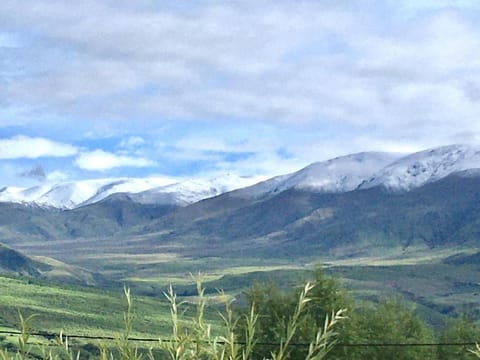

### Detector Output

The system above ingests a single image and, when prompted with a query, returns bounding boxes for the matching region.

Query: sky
[2,0,480,187]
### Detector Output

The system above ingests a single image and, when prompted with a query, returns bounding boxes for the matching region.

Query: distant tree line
[236,268,480,360]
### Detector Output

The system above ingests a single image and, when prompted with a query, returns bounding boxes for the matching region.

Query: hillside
[1,144,480,267]
[131,169,480,259]
[0,243,105,286]
[0,174,263,209]
[1,169,478,271]
[0,244,46,277]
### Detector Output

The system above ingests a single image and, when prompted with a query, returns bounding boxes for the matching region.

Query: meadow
[3,249,480,336]
[0,276,173,338]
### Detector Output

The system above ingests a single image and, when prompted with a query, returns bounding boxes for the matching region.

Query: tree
[236,268,351,359]
[351,300,436,360]
[236,269,438,360]
[439,315,480,360]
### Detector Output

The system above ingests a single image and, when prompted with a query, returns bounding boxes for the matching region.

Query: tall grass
[0,279,346,359]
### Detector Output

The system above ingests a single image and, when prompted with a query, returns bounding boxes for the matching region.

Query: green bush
[236,268,351,359]
[2,270,479,359]
[350,300,436,360]
[439,315,480,360]
[0,279,346,360]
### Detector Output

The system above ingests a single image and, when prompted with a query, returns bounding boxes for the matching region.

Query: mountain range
[3,144,480,209]
[2,143,480,265]
[0,174,265,209]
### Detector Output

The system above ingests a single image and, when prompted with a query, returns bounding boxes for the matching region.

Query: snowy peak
[0,185,52,205]
[3,144,480,209]
[234,152,400,198]
[0,174,264,209]
[131,174,267,206]
[79,177,176,206]
[234,145,480,199]
[360,144,480,191]
[280,152,400,192]
[0,178,176,209]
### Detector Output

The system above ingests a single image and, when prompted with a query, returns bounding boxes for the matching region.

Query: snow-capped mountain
[2,144,480,209]
[234,145,480,198]
[360,144,480,191]
[0,174,265,209]
[233,152,401,198]
[77,177,177,207]
[129,174,268,206]
[0,177,175,209]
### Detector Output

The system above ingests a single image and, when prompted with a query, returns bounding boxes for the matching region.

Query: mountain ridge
[1,163,480,266]
[0,174,264,209]
[1,143,480,211]
[136,168,480,259]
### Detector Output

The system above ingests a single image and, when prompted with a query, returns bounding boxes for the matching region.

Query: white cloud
[1,1,480,179]
[75,149,156,171]
[0,136,77,159]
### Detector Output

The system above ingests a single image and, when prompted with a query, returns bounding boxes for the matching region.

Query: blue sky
[2,0,480,187]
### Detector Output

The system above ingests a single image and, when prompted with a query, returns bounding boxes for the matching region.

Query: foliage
[237,268,453,360]
[439,315,480,360]
[469,343,480,359]
[0,311,37,360]
[349,299,436,360]
[237,268,351,359]
[158,276,346,360]
[2,269,480,359]
[0,277,346,359]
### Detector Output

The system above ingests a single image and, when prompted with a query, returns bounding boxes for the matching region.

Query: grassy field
[83,248,480,331]
[0,275,177,338]
[0,275,236,357]
[2,243,480,346]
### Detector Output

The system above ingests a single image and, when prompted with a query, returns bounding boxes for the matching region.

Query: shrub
[0,278,346,360]
[439,315,480,360]
[236,268,351,359]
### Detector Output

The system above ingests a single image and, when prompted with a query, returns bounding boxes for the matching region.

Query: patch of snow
[234,152,400,198]
[131,174,267,205]
[360,144,480,191]
[3,144,480,208]
[0,174,265,209]
[0,177,177,209]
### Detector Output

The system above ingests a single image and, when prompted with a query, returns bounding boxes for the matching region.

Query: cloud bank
[75,149,156,171]
[0,136,77,159]
[1,1,480,185]
[1,1,479,137]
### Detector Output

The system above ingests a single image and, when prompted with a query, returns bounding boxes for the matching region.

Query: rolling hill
[0,243,104,286]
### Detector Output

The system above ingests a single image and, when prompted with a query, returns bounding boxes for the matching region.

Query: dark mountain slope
[0,202,67,243]
[0,195,178,244]
[0,243,109,286]
[137,171,480,258]
[0,243,46,276]
[2,170,480,262]
[63,193,178,237]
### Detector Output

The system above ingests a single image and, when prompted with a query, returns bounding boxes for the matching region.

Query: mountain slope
[130,174,265,205]
[360,144,480,191]
[137,169,480,259]
[0,243,44,277]
[2,144,480,264]
[0,194,177,243]
[0,174,263,209]
[233,152,400,199]
[0,244,104,285]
